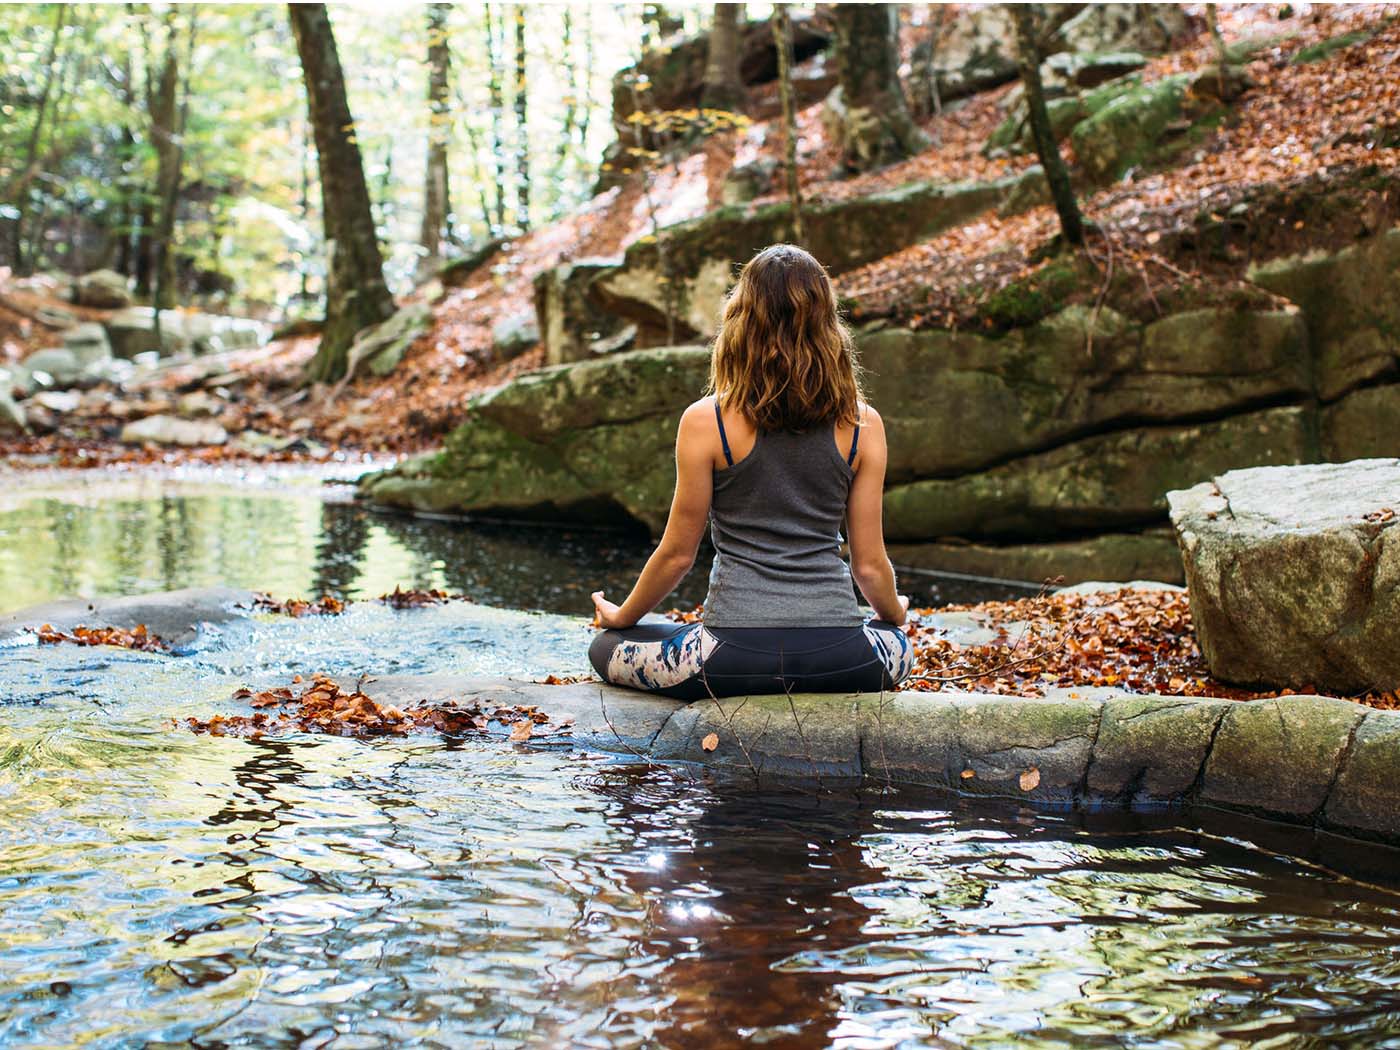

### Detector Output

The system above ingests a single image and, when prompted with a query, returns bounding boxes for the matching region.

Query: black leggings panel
[588,621,912,702]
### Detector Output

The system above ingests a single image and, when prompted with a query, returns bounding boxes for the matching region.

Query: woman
[589,244,912,701]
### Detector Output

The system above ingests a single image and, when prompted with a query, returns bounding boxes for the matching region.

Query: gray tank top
[703,407,864,628]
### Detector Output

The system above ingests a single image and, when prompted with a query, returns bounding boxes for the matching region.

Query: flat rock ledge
[0,586,259,649]
[355,677,1400,847]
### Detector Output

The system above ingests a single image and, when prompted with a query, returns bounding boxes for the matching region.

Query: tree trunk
[148,10,196,319]
[289,2,396,384]
[578,6,594,153]
[420,1,453,263]
[1204,3,1229,94]
[512,5,529,231]
[700,4,746,114]
[485,6,507,233]
[828,4,929,173]
[771,3,804,243]
[1011,5,1084,246]
[556,8,576,185]
[8,4,69,274]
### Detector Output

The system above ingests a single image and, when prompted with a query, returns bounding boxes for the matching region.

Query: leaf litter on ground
[183,673,572,741]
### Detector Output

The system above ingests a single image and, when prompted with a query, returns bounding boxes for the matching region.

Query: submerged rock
[1169,460,1400,694]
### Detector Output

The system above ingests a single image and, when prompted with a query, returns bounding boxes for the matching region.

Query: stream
[3,466,1400,1049]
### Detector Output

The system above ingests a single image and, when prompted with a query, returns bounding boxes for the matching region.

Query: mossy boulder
[1070,72,1193,182]
[360,346,711,531]
[986,72,1146,157]
[1291,28,1375,65]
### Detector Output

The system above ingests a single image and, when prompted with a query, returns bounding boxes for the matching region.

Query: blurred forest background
[0,2,702,311]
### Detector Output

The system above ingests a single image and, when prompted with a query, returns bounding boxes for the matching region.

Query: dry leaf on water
[508,720,534,742]
[1019,767,1041,792]
[960,768,976,780]
[701,732,719,752]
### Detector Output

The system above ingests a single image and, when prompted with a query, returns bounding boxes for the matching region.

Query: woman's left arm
[591,402,714,629]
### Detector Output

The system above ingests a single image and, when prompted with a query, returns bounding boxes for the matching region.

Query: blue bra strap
[715,399,734,467]
[847,420,861,466]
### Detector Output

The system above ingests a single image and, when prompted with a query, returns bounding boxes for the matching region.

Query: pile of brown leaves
[183,673,573,740]
[378,586,459,609]
[907,588,1400,710]
[34,622,169,652]
[249,593,349,617]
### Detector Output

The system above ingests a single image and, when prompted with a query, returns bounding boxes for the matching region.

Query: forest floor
[2,1,1397,471]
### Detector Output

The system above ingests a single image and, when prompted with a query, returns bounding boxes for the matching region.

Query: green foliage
[980,261,1083,329]
[1291,29,1374,64]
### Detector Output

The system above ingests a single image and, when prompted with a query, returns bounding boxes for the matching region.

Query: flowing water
[4,468,1400,1049]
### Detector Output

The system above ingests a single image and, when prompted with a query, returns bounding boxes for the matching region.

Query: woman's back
[705,406,863,628]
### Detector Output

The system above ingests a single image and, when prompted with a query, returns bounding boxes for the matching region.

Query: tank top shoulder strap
[846,409,862,466]
[714,398,734,468]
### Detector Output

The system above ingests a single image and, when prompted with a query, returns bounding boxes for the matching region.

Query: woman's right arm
[846,406,909,625]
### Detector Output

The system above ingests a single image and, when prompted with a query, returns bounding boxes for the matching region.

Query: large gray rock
[533,258,631,365]
[120,414,229,448]
[1058,4,1189,55]
[343,302,433,380]
[1169,460,1400,693]
[62,322,113,367]
[22,347,83,388]
[70,268,132,309]
[105,307,267,359]
[909,4,1181,109]
[489,311,540,361]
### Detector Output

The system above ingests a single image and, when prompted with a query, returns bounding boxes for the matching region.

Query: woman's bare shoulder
[679,397,718,428]
[858,401,884,427]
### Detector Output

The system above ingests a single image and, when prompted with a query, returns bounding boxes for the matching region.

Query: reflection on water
[3,606,1400,1049]
[0,468,1035,615]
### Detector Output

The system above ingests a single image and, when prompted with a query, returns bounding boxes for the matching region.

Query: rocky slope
[363,221,1400,585]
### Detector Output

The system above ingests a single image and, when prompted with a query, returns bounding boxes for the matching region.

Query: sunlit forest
[0,3,713,308]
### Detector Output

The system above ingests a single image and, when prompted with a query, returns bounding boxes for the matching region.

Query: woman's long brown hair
[708,244,863,431]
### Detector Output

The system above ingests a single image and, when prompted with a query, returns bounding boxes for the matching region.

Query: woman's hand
[591,591,632,630]
[893,594,910,626]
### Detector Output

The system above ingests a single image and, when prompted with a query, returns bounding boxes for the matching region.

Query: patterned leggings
[588,620,914,701]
